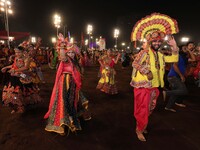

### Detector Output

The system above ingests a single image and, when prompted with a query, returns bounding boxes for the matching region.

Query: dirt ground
[0,63,200,150]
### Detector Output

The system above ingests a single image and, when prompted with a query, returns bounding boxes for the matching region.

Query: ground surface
[0,63,200,150]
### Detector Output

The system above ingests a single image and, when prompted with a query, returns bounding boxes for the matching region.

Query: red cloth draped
[110,59,115,67]
[134,88,159,131]
[44,61,81,119]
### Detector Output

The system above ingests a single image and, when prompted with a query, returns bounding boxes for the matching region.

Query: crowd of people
[0,39,44,113]
[0,13,200,142]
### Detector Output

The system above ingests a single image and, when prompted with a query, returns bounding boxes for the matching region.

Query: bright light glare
[51,37,56,43]
[87,25,93,34]
[181,37,189,42]
[114,29,119,38]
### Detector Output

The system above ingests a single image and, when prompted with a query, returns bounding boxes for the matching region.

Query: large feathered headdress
[131,12,179,42]
[56,33,80,54]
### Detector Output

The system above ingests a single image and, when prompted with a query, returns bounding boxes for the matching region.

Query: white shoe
[175,103,186,107]
[165,107,176,112]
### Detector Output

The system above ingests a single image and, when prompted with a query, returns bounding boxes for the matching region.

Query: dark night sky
[1,0,200,47]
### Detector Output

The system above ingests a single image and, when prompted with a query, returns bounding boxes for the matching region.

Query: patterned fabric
[29,57,41,84]
[97,55,118,94]
[130,48,179,88]
[44,61,89,134]
[2,56,41,112]
[2,76,23,107]
[96,68,117,94]
[131,12,179,42]
[2,75,41,109]
[45,74,82,134]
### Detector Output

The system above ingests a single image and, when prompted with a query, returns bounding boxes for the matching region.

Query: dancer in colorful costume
[130,13,179,141]
[96,49,121,94]
[1,46,41,113]
[44,34,91,135]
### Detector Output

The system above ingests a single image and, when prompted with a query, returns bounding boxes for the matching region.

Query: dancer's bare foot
[11,110,15,114]
[136,130,146,141]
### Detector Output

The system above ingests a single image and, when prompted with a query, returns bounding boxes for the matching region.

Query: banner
[98,38,106,50]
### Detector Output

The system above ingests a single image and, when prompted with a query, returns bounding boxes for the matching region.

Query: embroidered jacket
[130,48,179,88]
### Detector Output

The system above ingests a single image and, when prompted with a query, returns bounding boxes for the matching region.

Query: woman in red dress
[44,34,90,135]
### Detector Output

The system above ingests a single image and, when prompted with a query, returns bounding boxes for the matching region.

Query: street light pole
[115,37,118,48]
[63,25,67,37]
[114,29,119,49]
[54,14,61,36]
[87,24,93,49]
[88,34,90,48]
[0,0,13,49]
[5,5,9,48]
[56,27,59,36]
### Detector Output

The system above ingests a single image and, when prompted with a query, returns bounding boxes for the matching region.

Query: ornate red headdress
[131,12,179,42]
[56,33,80,54]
